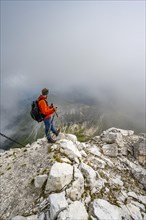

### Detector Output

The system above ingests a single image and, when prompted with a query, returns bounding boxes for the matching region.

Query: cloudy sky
[0,0,145,132]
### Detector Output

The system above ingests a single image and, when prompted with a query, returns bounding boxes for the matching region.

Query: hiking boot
[56,129,60,137]
[48,137,56,143]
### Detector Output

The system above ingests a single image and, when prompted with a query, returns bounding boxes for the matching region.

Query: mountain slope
[0,128,146,220]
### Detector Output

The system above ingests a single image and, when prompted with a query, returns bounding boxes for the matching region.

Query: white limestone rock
[105,127,134,136]
[138,195,146,205]
[91,178,106,194]
[38,211,45,220]
[131,201,145,212]
[66,166,84,201]
[49,192,68,220]
[34,174,48,188]
[59,139,82,160]
[89,199,127,220]
[102,144,118,157]
[133,137,146,167]
[125,203,142,220]
[101,131,124,147]
[101,156,114,167]
[60,157,72,164]
[109,177,124,188]
[80,150,87,157]
[12,217,26,220]
[26,216,38,220]
[31,142,41,150]
[86,144,101,157]
[90,157,106,169]
[65,134,77,143]
[79,162,97,188]
[45,162,73,193]
[121,157,146,189]
[128,191,138,200]
[57,201,88,220]
[77,142,86,151]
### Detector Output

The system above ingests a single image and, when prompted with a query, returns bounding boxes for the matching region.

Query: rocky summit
[0,128,146,220]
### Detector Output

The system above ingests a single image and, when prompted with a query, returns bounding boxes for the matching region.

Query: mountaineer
[38,88,60,143]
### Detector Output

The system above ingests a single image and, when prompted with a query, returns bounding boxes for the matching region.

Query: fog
[1,1,145,139]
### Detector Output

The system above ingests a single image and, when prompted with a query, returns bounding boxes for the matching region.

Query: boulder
[57,201,88,220]
[121,157,146,189]
[49,192,68,220]
[66,166,84,200]
[131,201,145,212]
[59,139,82,160]
[138,195,146,205]
[65,134,77,143]
[125,203,142,220]
[127,192,138,200]
[79,162,96,188]
[34,174,48,188]
[102,144,118,157]
[109,177,124,188]
[89,199,127,220]
[133,137,146,167]
[91,178,106,194]
[85,144,101,157]
[105,127,134,136]
[45,162,73,193]
[90,157,106,169]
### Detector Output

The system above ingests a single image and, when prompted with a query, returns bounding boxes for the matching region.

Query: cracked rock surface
[0,128,146,220]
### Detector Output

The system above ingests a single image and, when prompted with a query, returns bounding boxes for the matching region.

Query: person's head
[42,88,49,98]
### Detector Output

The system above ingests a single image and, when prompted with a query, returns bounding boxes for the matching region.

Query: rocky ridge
[0,128,146,220]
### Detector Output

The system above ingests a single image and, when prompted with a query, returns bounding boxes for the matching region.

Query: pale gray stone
[133,137,146,166]
[26,215,38,220]
[89,199,127,220]
[59,139,82,160]
[57,201,88,220]
[121,157,146,189]
[12,217,26,220]
[105,127,134,136]
[66,166,84,201]
[65,134,77,143]
[128,192,138,200]
[80,150,87,157]
[126,203,142,220]
[38,212,45,220]
[102,144,118,157]
[86,144,101,157]
[109,177,123,188]
[138,195,146,205]
[34,174,48,188]
[60,157,72,164]
[131,201,145,212]
[49,192,68,220]
[79,162,96,188]
[77,142,86,150]
[91,157,106,169]
[45,162,73,193]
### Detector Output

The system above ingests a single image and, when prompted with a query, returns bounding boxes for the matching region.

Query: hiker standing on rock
[38,88,60,143]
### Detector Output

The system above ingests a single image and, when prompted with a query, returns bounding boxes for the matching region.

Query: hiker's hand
[54,107,58,111]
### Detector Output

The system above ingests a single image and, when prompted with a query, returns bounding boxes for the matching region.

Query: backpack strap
[38,97,48,106]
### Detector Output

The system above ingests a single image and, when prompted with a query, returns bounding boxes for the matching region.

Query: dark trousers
[44,117,57,140]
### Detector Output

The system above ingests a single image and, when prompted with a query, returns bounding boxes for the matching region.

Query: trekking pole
[51,104,62,125]
[0,132,25,148]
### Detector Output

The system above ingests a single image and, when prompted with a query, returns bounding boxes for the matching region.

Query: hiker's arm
[39,100,55,115]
